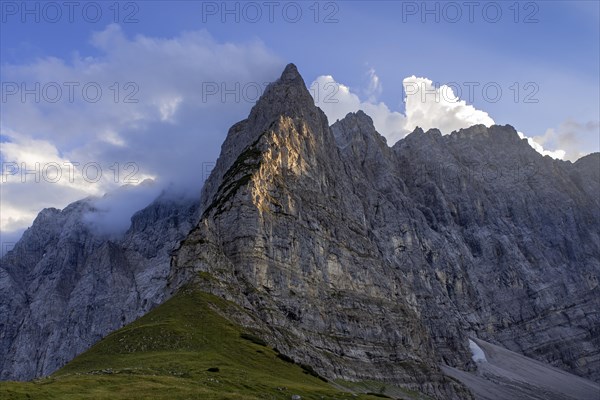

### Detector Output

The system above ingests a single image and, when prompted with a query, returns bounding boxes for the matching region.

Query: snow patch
[469,339,487,363]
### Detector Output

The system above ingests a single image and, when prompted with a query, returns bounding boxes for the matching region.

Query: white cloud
[531,120,599,162]
[517,132,566,160]
[102,129,126,147]
[157,96,183,122]
[402,76,495,134]
[1,131,105,234]
[311,73,570,160]
[82,180,163,237]
[3,24,591,247]
[1,24,283,241]
[311,75,407,144]
[365,68,382,102]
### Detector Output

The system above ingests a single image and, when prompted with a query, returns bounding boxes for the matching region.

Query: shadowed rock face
[2,64,598,399]
[0,193,198,380]
[393,124,600,382]
[171,63,600,398]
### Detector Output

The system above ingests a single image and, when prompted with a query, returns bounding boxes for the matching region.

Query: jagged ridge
[2,64,598,400]
[172,64,600,399]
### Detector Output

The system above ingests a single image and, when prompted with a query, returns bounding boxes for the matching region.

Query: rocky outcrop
[171,63,600,399]
[0,192,198,380]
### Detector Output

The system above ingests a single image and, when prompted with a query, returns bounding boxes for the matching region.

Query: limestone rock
[2,64,598,400]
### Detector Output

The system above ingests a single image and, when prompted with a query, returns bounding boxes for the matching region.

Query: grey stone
[2,64,598,400]
[171,64,600,397]
[0,192,198,380]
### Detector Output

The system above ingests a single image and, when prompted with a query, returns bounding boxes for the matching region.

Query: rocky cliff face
[170,63,600,398]
[2,64,598,399]
[170,64,472,399]
[393,124,599,382]
[0,192,198,380]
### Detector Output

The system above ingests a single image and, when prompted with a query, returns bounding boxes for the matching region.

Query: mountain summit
[2,64,599,399]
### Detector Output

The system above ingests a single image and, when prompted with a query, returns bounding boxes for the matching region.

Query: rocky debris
[442,338,600,400]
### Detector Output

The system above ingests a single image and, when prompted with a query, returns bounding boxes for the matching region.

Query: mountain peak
[198,63,329,214]
[342,110,375,126]
[332,111,388,149]
[280,63,302,83]
[246,63,318,127]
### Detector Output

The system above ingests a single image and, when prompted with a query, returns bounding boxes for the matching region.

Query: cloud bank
[81,180,163,237]
[2,28,594,250]
[1,24,283,242]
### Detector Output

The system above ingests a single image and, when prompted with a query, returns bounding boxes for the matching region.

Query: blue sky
[1,0,599,247]
[3,1,599,133]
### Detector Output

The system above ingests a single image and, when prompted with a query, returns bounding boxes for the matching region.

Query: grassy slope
[0,289,393,400]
